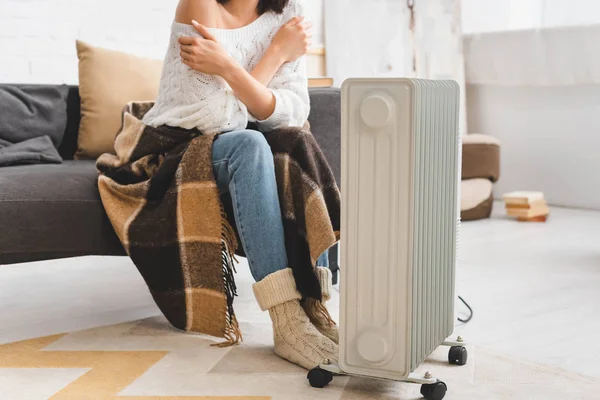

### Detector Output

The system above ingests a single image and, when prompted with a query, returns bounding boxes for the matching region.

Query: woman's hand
[270,16,313,63]
[179,20,235,76]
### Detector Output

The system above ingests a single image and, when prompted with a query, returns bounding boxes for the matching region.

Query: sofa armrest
[462,133,501,182]
[308,88,341,186]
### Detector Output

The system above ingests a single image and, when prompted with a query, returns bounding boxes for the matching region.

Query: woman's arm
[251,16,312,86]
[175,0,219,26]
[252,0,311,129]
[180,20,311,121]
[222,64,278,121]
[180,23,276,120]
[224,15,312,120]
[250,48,285,87]
[253,54,310,130]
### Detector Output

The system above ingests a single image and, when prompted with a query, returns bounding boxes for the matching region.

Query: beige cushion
[463,133,500,146]
[462,133,500,182]
[75,41,163,159]
[461,178,494,221]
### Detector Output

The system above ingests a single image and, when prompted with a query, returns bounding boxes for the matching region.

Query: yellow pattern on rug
[0,334,268,400]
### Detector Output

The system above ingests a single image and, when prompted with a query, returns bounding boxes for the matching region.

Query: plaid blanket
[96,102,340,346]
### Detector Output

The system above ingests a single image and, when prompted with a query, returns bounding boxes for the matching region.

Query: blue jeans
[212,129,328,282]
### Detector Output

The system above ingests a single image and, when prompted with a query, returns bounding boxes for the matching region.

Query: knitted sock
[253,268,338,370]
[302,267,339,344]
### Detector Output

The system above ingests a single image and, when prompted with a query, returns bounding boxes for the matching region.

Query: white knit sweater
[143,0,309,133]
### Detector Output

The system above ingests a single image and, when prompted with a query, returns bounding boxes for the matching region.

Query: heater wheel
[448,346,468,365]
[307,367,334,388]
[420,381,447,400]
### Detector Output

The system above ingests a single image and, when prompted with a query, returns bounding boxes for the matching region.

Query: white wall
[0,0,325,84]
[462,0,542,34]
[542,0,600,27]
[463,17,600,209]
[0,0,178,84]
[324,0,467,132]
[468,83,600,210]
[463,0,600,34]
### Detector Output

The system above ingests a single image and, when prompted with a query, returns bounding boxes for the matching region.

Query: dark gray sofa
[0,85,341,281]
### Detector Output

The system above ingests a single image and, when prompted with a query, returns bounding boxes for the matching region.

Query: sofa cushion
[462,133,500,182]
[461,178,494,221]
[0,84,69,148]
[75,41,163,159]
[0,136,62,167]
[0,160,125,264]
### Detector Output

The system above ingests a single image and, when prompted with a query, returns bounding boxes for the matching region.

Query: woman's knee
[233,130,272,159]
[237,129,269,148]
[217,130,273,171]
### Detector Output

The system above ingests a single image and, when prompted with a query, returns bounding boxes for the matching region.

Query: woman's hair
[216,0,289,15]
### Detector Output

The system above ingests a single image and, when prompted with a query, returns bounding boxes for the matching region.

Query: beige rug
[1,268,598,399]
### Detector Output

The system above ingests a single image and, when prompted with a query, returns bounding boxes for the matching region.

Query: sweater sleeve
[255,58,310,130]
[255,0,310,130]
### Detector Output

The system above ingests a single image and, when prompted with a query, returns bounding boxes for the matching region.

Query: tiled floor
[454,203,600,378]
[1,202,599,398]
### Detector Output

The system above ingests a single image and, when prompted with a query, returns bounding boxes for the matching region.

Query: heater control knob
[360,94,392,129]
[357,330,389,363]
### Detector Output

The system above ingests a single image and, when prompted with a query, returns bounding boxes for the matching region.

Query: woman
[142,0,339,370]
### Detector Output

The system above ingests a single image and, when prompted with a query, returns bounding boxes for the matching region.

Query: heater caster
[307,367,334,388]
[420,381,447,400]
[448,346,468,366]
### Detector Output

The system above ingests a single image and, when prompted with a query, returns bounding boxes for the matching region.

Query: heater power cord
[457,295,473,323]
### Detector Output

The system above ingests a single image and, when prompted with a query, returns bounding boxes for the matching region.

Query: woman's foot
[253,268,339,370]
[270,299,338,369]
[302,298,339,345]
[302,267,340,344]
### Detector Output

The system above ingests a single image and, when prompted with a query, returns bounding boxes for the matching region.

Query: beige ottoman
[461,178,494,221]
[460,134,500,221]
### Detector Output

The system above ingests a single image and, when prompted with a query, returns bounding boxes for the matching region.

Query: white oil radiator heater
[308,79,466,400]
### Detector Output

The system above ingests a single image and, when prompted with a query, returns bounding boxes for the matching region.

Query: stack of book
[503,191,550,222]
[308,77,334,88]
